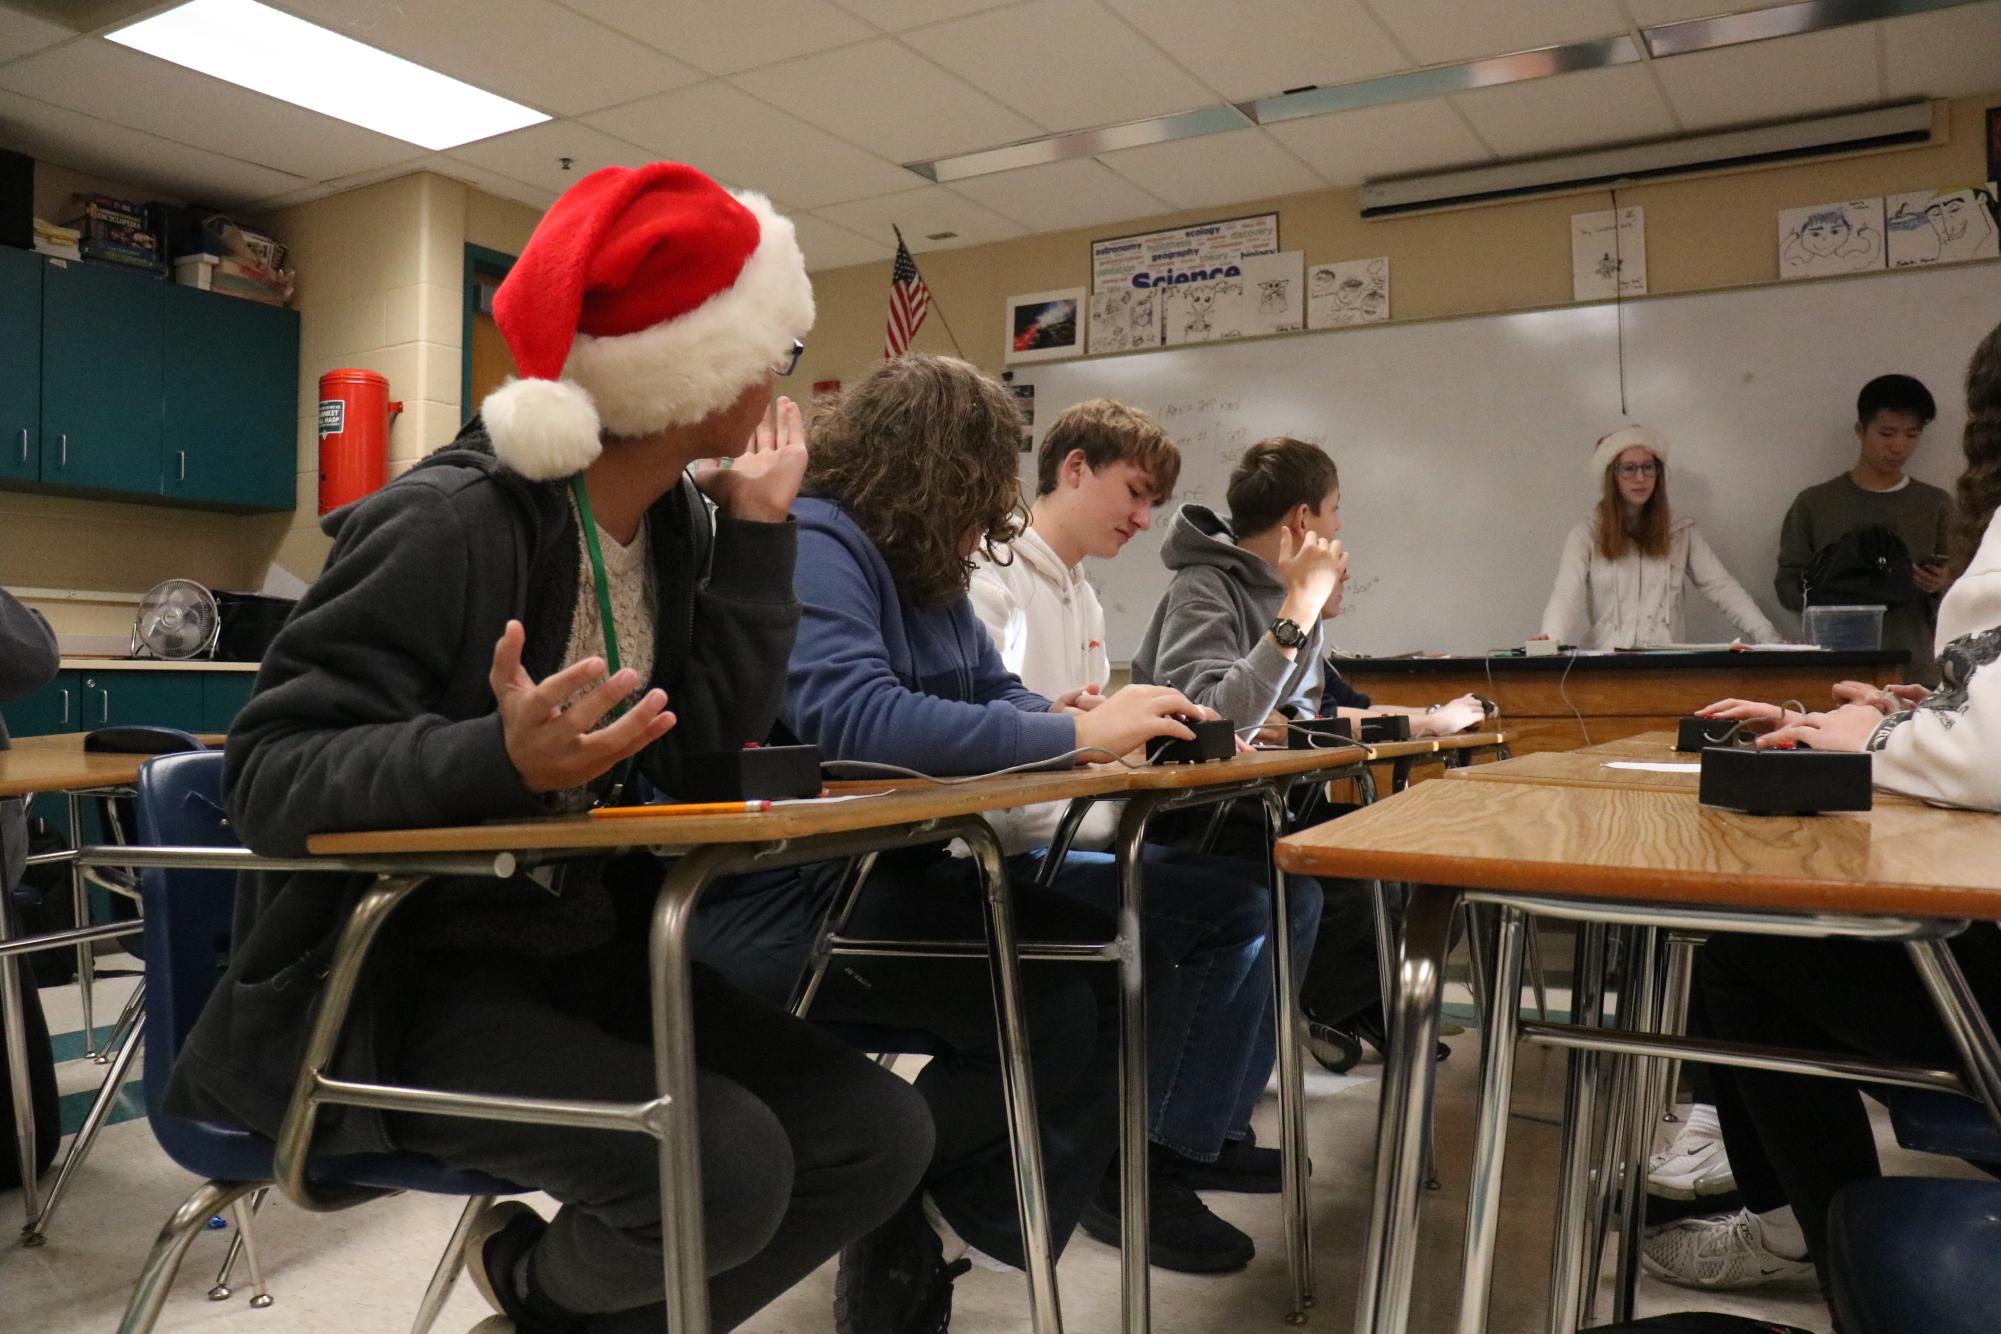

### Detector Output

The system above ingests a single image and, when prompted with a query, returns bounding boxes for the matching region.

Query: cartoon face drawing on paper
[1928,188,2000,261]
[1258,279,1290,313]
[1310,266,1339,297]
[1799,211,1853,257]
[1334,274,1366,309]
[1783,205,1882,275]
[1358,285,1386,320]
[1132,290,1155,328]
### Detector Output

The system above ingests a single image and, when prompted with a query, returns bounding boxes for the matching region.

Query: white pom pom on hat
[477,162,815,481]
[1591,425,1668,477]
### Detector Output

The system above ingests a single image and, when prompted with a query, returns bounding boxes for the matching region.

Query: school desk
[1276,780,2001,1334]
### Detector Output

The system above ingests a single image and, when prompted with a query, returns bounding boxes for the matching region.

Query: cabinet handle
[58,434,67,468]
[59,689,69,725]
[177,450,187,482]
[15,429,24,464]
[98,687,110,721]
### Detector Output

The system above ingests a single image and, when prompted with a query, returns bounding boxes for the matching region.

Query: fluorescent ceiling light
[108,0,547,151]
[910,105,1252,183]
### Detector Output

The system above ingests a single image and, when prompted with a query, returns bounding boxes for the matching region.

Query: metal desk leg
[1264,786,1312,1323]
[960,823,1067,1334]
[1653,934,1699,1126]
[24,1009,147,1244]
[1,942,40,1229]
[1354,884,1455,1334]
[1456,906,1527,1334]
[1547,922,1608,1334]
[68,791,96,1057]
[1112,795,1163,1334]
[1907,936,2001,1129]
[1613,928,1661,1325]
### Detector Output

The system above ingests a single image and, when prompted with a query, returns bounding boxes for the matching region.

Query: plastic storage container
[1803,604,1886,651]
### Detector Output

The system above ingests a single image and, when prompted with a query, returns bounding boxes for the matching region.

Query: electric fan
[131,579,222,660]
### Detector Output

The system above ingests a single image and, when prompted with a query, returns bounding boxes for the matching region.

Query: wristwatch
[1269,616,1307,650]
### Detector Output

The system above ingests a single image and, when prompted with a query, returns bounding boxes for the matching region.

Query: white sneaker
[466,1319,513,1333]
[1647,1103,1736,1200]
[1640,1209,1814,1290]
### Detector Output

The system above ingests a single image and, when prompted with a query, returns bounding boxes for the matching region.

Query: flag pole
[894,225,964,359]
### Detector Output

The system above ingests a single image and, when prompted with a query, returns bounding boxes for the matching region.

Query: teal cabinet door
[0,670,80,737]
[0,247,41,483]
[162,287,299,510]
[77,670,204,731]
[40,260,163,498]
[200,672,257,732]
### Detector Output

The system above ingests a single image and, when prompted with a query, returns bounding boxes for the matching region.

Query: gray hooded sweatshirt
[1131,504,1325,727]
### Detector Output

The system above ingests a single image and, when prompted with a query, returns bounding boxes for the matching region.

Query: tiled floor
[1,969,1981,1333]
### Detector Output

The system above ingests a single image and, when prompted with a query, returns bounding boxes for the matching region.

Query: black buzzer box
[1288,716,1354,749]
[1148,717,1236,765]
[678,744,822,801]
[1698,746,1872,815]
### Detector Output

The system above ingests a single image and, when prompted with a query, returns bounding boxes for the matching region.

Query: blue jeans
[1019,845,1323,1161]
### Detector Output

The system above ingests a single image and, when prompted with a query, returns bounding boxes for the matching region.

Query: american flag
[883,232,931,358]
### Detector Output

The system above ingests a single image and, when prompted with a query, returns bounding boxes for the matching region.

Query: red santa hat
[480,162,815,480]
[1590,424,1668,476]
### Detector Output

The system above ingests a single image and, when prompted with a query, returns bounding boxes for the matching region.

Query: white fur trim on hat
[1591,425,1668,476]
[563,191,815,439]
[481,377,603,481]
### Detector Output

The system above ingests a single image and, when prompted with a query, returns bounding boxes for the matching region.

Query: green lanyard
[570,476,635,803]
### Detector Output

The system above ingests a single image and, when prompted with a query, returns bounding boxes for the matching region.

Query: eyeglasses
[774,339,804,377]
[1615,462,1659,478]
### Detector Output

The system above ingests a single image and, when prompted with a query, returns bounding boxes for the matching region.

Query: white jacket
[970,529,1122,853]
[1871,509,2001,810]
[1540,515,1781,648]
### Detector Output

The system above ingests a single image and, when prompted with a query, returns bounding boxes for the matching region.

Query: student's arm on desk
[226,488,550,856]
[1864,577,2001,812]
[0,587,59,703]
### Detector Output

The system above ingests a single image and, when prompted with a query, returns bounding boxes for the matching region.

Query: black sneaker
[1304,1017,1363,1074]
[1173,1129,1289,1195]
[834,1192,965,1334]
[1353,1005,1451,1063]
[1078,1161,1254,1273]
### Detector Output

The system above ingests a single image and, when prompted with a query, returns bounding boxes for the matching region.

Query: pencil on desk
[590,799,772,819]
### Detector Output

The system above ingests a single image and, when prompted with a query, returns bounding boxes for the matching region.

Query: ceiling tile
[1362,0,1631,65]
[1101,0,1408,101]
[828,0,1017,29]
[0,39,422,180]
[561,0,873,75]
[0,7,72,64]
[730,38,1038,162]
[0,87,306,206]
[1265,98,1490,185]
[245,153,450,210]
[449,120,651,194]
[1451,62,1678,159]
[813,183,1027,250]
[905,0,1218,133]
[272,0,700,116]
[789,211,896,269]
[1622,0,1801,26]
[1651,23,1884,131]
[949,157,1172,232]
[1883,1,2001,102]
[418,153,558,211]
[1100,126,1324,210]
[583,81,924,206]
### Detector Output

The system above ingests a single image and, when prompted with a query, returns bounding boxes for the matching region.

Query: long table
[1276,775,2001,1334]
[1334,651,1902,757]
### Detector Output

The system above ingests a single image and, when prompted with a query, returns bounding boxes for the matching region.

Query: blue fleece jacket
[783,496,1077,774]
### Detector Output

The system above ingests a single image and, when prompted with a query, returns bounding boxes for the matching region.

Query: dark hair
[1225,437,1339,536]
[1594,445,1671,560]
[1858,374,1937,427]
[1946,320,2001,578]
[806,355,1026,609]
[1035,399,1180,500]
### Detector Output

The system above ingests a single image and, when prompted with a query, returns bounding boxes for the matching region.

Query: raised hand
[1274,526,1345,624]
[489,620,675,793]
[691,394,807,523]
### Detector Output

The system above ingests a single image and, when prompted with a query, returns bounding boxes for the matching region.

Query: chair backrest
[134,751,239,1124]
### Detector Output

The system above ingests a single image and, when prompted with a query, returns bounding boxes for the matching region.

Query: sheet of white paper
[1605,761,1701,774]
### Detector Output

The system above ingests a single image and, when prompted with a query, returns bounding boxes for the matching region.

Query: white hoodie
[1870,508,2001,810]
[970,527,1122,852]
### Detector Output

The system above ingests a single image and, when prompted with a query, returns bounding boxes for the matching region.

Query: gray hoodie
[1,589,61,904]
[1131,504,1324,728]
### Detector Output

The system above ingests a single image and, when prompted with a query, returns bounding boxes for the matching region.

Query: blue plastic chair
[1883,1087,2001,1165]
[117,750,521,1334]
[1828,1176,2001,1334]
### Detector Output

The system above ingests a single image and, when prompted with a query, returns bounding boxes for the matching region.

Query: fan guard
[131,578,222,661]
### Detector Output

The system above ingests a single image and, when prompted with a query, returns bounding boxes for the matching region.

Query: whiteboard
[1012,262,2000,660]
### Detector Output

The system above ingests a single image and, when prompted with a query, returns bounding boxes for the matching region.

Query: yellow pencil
[589,799,772,819]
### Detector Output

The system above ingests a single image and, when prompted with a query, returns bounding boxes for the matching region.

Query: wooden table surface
[1276,779,2001,920]
[1575,730,1679,757]
[0,735,226,798]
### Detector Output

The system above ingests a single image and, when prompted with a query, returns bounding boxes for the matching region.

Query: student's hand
[1831,680,1895,713]
[1695,698,1796,731]
[1051,684,1105,714]
[1073,684,1199,761]
[691,395,807,524]
[1912,561,1952,595]
[1416,695,1486,736]
[489,620,676,793]
[1254,710,1290,747]
[1274,527,1344,622]
[1758,703,1883,753]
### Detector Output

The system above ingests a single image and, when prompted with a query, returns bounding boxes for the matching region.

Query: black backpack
[1805,523,1917,608]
